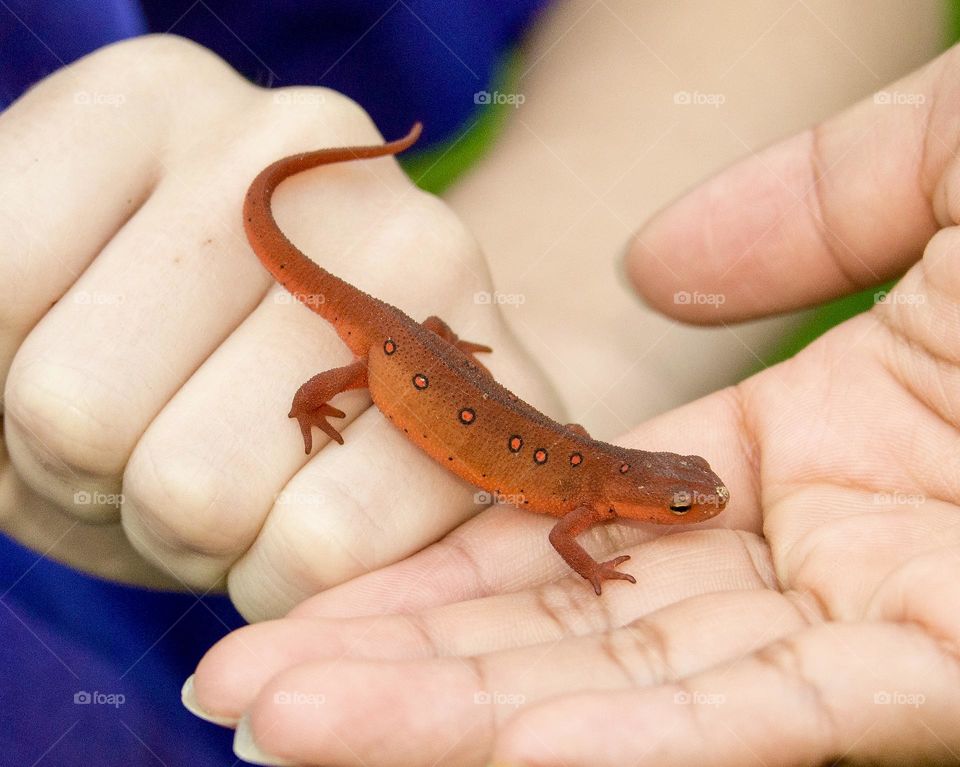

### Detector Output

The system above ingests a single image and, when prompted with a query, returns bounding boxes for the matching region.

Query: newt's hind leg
[288,359,367,453]
[422,315,492,373]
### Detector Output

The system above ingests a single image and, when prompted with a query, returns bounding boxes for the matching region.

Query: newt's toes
[587,555,637,595]
[457,339,493,355]
[289,403,347,452]
[317,403,346,420]
[316,417,345,446]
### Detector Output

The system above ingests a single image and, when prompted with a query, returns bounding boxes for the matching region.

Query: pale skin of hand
[187,43,960,767]
[0,35,561,616]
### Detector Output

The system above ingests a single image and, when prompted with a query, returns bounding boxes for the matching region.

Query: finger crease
[899,618,960,678]
[534,588,569,637]
[733,529,777,591]
[725,383,763,509]
[442,532,493,596]
[539,577,622,636]
[401,611,446,657]
[807,123,869,291]
[598,632,642,686]
[782,586,832,625]
[464,654,499,734]
[623,618,674,683]
[754,637,843,758]
[874,310,960,432]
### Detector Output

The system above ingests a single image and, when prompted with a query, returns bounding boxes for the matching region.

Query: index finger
[626,45,959,323]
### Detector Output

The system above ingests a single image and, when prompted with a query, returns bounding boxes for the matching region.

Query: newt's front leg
[549,506,637,595]
[289,359,368,452]
[421,315,492,373]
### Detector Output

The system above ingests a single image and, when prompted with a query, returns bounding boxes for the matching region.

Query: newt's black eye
[670,491,692,514]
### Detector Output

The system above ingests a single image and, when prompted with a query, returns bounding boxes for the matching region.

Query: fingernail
[180,675,239,727]
[233,715,297,766]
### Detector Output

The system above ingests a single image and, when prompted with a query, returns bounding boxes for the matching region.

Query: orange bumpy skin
[243,124,729,594]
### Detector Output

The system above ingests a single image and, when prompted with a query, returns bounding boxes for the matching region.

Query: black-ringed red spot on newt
[508,435,523,453]
[412,373,429,390]
[533,448,548,464]
[458,408,476,425]
[620,462,630,473]
[570,452,583,466]
[383,338,397,355]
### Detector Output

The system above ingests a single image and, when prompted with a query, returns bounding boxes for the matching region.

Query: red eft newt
[243,123,729,594]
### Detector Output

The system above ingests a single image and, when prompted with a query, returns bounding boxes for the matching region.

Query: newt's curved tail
[242,123,422,352]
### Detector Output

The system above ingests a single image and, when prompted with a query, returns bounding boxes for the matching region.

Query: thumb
[626,45,960,323]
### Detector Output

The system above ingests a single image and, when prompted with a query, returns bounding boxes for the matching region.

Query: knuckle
[410,192,479,254]
[263,85,376,127]
[123,439,250,556]
[66,35,251,131]
[269,476,375,587]
[5,357,124,478]
[248,83,382,149]
[83,34,238,84]
[385,192,483,283]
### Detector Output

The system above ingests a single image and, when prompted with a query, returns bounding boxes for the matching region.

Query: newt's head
[605,451,728,524]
